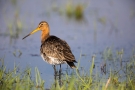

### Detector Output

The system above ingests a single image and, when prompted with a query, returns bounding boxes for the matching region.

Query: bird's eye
[39,23,43,27]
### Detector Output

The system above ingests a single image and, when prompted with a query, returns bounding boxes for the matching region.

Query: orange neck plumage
[41,27,50,43]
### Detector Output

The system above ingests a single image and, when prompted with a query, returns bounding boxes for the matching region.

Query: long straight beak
[22,27,40,39]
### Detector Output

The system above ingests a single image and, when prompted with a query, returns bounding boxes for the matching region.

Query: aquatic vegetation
[50,52,135,90]
[74,5,84,20]
[0,58,45,90]
[4,10,22,41]
[51,1,85,20]
[65,2,74,18]
[65,3,84,20]
[0,48,135,90]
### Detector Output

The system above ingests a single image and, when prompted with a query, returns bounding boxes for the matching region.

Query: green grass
[0,48,135,90]
[0,58,45,90]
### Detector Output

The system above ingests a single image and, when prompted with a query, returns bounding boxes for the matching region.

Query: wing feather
[40,36,76,62]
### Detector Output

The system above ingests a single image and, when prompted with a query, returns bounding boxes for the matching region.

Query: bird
[22,21,77,71]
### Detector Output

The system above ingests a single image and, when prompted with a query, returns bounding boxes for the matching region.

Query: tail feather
[66,61,76,68]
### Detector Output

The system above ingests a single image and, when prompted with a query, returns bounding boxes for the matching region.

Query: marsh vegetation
[0,48,135,90]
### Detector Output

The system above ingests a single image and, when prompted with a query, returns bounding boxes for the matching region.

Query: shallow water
[0,0,135,88]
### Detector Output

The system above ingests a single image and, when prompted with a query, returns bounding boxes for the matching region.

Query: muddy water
[0,0,135,88]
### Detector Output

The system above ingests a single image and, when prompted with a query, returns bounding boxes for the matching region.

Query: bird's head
[22,21,49,39]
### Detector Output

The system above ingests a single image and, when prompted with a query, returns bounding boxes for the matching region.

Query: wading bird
[22,21,77,73]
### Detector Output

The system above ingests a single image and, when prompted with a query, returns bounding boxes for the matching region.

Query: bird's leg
[53,65,57,88]
[59,64,62,87]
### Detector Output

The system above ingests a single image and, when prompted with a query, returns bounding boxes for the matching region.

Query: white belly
[41,54,66,65]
